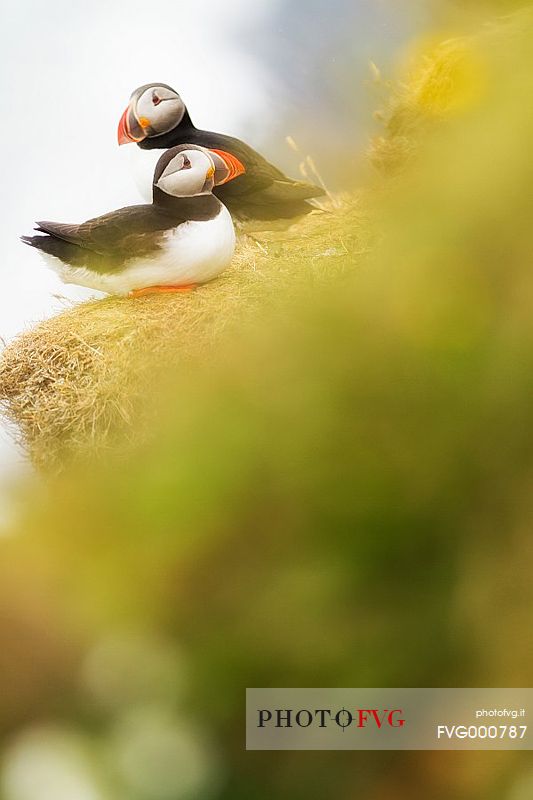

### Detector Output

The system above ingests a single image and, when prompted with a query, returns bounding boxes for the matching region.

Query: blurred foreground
[1,4,533,800]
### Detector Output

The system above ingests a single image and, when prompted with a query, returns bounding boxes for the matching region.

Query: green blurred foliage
[1,5,533,800]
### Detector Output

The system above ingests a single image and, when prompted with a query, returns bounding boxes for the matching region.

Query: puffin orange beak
[117,105,146,145]
[117,107,133,145]
[210,149,246,184]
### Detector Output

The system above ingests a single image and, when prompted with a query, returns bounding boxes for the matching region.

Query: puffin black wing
[22,198,219,273]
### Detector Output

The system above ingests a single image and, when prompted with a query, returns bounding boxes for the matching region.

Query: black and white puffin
[21,146,235,297]
[117,82,325,221]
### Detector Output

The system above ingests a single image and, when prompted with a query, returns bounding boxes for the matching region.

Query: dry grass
[0,196,366,471]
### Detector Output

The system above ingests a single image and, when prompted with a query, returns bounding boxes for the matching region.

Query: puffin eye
[182,155,191,168]
[152,93,161,106]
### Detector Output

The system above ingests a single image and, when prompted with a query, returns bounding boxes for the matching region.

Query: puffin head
[118,83,186,145]
[153,145,217,199]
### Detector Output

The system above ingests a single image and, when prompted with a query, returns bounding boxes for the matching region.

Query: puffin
[21,146,235,297]
[117,82,325,221]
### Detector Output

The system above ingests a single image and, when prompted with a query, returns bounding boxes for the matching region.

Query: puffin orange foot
[129,284,198,298]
